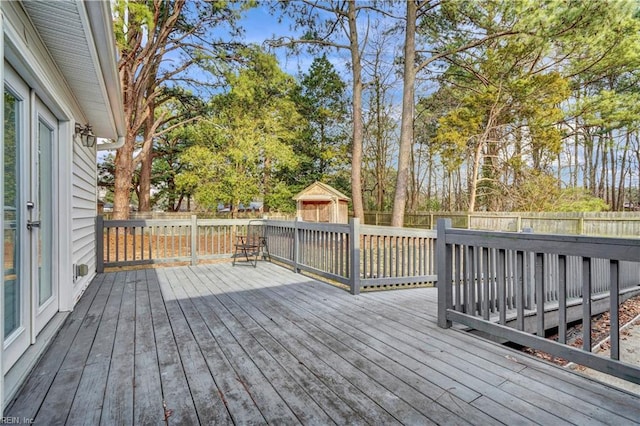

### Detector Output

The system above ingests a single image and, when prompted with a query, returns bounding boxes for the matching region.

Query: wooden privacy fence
[95,216,437,294]
[365,211,640,237]
[436,219,640,385]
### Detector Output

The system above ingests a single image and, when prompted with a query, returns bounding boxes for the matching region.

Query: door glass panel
[4,91,21,337]
[37,120,52,305]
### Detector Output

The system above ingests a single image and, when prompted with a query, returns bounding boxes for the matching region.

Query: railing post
[96,215,104,273]
[349,217,361,295]
[437,219,452,328]
[191,215,197,266]
[293,217,300,273]
[522,227,534,309]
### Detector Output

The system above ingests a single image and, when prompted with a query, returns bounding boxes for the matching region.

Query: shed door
[302,201,331,222]
[318,202,331,222]
[301,202,317,222]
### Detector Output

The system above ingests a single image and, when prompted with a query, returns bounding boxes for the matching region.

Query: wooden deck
[6,262,640,425]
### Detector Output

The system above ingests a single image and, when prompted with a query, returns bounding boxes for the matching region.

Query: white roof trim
[20,0,124,141]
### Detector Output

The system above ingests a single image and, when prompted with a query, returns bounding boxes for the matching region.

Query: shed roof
[293,181,350,202]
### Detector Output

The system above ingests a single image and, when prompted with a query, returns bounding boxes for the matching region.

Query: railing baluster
[463,244,470,314]
[148,226,152,260]
[610,259,620,360]
[516,250,524,331]
[376,235,382,279]
[106,226,110,263]
[468,246,476,315]
[476,246,483,315]
[160,225,164,258]
[536,253,545,338]
[115,227,120,262]
[482,247,490,320]
[497,248,506,325]
[455,245,462,311]
[383,236,387,278]
[558,255,567,344]
[582,257,592,352]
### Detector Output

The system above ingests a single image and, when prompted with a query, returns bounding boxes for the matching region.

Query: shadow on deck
[6,262,640,425]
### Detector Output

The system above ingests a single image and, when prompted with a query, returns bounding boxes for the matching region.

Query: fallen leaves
[523,294,640,366]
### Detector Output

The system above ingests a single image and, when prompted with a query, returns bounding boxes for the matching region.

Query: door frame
[32,97,58,335]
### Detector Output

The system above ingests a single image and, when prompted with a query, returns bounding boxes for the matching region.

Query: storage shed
[294,182,350,223]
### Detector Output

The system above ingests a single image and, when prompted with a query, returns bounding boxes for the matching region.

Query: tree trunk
[374,78,385,211]
[468,139,484,212]
[138,151,152,211]
[348,1,365,222]
[617,131,630,210]
[391,0,416,227]
[112,130,136,220]
[263,155,271,213]
[138,105,155,212]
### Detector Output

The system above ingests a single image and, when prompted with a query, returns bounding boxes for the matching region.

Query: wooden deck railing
[436,218,640,385]
[96,216,437,294]
[96,216,253,270]
[264,219,437,294]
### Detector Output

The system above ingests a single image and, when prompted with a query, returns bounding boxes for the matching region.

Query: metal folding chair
[232,220,269,267]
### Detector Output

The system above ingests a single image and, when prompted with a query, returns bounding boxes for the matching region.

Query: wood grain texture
[6,262,640,425]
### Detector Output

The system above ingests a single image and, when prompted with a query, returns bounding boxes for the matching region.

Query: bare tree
[362,24,399,211]
[269,1,390,222]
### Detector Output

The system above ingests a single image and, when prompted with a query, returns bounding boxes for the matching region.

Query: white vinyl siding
[72,142,97,301]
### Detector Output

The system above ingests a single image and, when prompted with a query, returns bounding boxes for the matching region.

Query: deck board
[148,268,222,425]
[6,273,105,420]
[205,267,462,425]
[171,267,338,425]
[208,264,571,425]
[6,262,640,425]
[100,271,136,426]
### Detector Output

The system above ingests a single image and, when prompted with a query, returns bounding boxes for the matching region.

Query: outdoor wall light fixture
[75,123,97,147]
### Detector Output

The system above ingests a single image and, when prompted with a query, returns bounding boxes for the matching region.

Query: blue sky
[239,5,352,79]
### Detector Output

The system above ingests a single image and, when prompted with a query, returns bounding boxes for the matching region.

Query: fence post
[577,214,584,235]
[293,217,300,273]
[437,218,452,328]
[96,215,104,273]
[191,215,198,266]
[349,217,361,295]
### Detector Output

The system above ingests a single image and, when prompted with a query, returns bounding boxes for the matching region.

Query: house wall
[2,1,97,310]
[72,143,97,302]
[1,2,99,406]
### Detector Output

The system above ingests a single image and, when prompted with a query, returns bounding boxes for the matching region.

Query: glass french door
[33,100,56,333]
[3,64,57,373]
